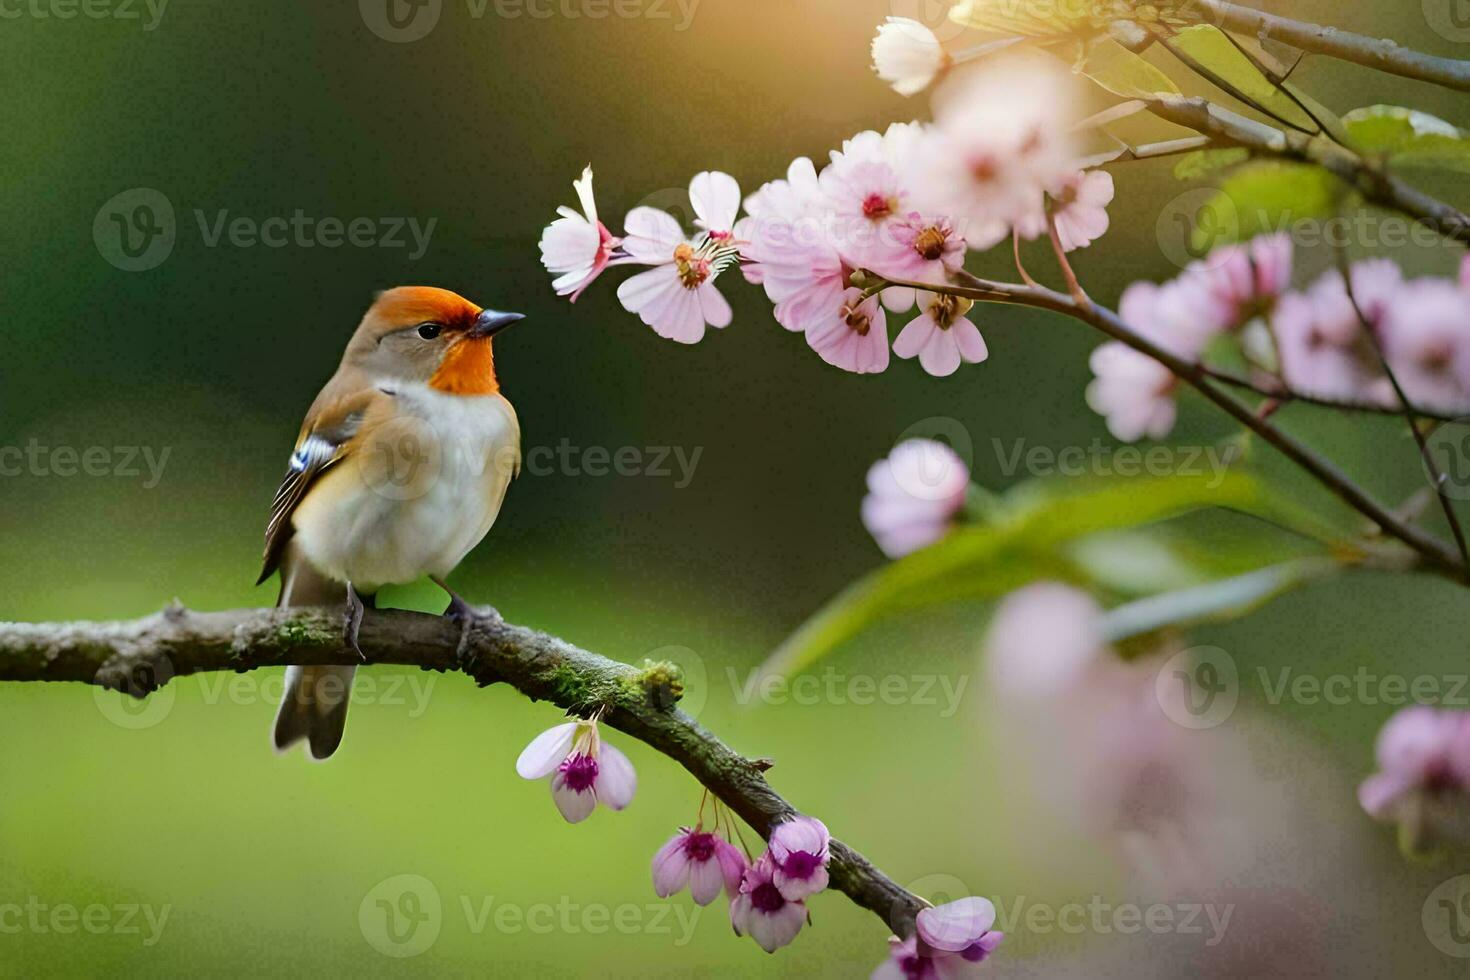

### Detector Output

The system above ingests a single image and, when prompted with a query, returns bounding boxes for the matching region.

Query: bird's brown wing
[257,387,383,585]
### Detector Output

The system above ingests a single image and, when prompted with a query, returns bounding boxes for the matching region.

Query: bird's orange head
[342,286,523,395]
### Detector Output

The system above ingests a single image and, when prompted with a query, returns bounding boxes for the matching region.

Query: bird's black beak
[469,309,525,339]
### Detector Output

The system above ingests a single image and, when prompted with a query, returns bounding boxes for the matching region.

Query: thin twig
[1194,0,1470,92]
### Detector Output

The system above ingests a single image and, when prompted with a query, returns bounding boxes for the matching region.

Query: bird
[258,286,524,759]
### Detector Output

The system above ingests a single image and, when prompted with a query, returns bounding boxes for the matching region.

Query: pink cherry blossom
[1358,706,1470,854]
[616,205,736,344]
[1273,262,1402,405]
[651,826,747,906]
[984,582,1104,701]
[807,288,890,373]
[1049,169,1114,253]
[821,129,917,274]
[908,57,1080,250]
[893,290,987,378]
[539,166,623,301]
[730,852,808,953]
[1379,278,1470,412]
[768,815,830,901]
[861,438,970,559]
[515,718,637,823]
[741,157,850,333]
[1195,232,1294,326]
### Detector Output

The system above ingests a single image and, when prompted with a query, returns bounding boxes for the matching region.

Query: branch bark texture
[0,605,926,936]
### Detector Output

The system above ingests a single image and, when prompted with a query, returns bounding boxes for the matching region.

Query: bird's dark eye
[417,323,443,340]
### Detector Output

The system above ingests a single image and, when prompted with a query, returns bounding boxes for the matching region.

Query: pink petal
[951,317,989,363]
[690,170,742,233]
[594,741,637,809]
[747,899,807,953]
[892,312,937,360]
[917,897,997,952]
[688,855,725,906]
[881,286,917,313]
[770,815,829,860]
[715,839,748,898]
[621,207,684,264]
[1358,772,1414,819]
[550,774,597,823]
[697,282,733,329]
[917,330,962,378]
[773,863,829,901]
[515,722,577,779]
[652,833,692,897]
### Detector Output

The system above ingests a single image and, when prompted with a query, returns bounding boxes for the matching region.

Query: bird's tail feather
[272,549,355,760]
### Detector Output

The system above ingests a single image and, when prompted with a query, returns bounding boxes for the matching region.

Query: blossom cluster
[1089,235,1470,442]
[539,53,1113,377]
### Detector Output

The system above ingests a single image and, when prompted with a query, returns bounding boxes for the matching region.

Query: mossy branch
[0,604,926,935]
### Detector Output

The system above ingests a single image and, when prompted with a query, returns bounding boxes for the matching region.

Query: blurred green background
[4,1,1470,975]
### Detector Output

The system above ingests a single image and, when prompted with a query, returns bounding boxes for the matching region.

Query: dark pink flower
[730,853,808,953]
[651,827,747,906]
[515,718,637,823]
[768,815,831,901]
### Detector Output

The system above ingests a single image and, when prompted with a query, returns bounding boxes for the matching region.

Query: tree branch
[1195,0,1470,92]
[1146,96,1470,246]
[0,604,926,936]
[860,269,1470,584]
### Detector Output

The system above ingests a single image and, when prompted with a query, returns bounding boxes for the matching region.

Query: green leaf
[1189,161,1343,253]
[1172,147,1249,180]
[760,470,1277,680]
[947,0,1083,37]
[1342,105,1470,174]
[1168,25,1318,133]
[1079,38,1181,99]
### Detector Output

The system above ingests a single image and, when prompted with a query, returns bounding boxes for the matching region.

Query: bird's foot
[431,577,500,670]
[343,584,368,662]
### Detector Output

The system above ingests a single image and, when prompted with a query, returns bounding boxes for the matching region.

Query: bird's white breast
[293,386,520,591]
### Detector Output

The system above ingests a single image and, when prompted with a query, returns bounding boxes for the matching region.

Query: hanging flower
[1359,706,1470,856]
[871,17,950,96]
[861,438,970,559]
[1048,169,1114,253]
[651,826,748,905]
[730,852,809,953]
[741,157,850,333]
[892,290,987,378]
[539,166,624,301]
[768,815,831,901]
[515,717,637,823]
[807,288,890,373]
[871,897,1004,978]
